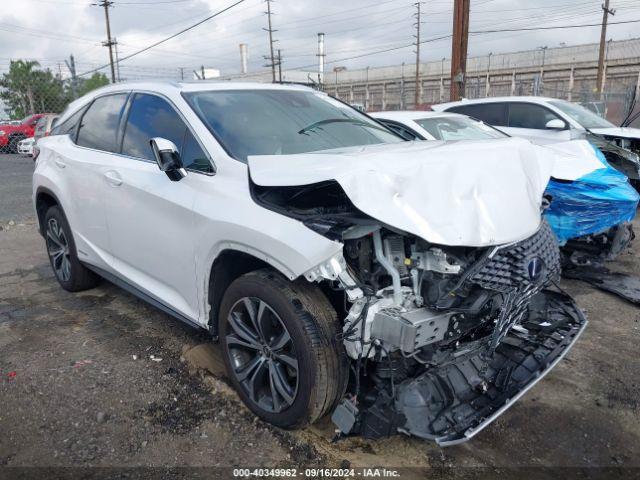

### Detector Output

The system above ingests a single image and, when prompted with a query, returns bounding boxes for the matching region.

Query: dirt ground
[1,154,639,479]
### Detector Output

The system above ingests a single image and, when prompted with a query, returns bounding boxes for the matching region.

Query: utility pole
[596,0,615,95]
[450,0,470,100]
[96,0,117,83]
[413,2,422,108]
[277,49,282,82]
[263,0,277,83]
[64,54,78,99]
[536,45,548,96]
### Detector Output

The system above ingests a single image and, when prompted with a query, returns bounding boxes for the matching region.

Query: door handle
[53,157,66,169]
[104,170,123,187]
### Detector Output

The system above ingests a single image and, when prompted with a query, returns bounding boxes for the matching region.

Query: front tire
[219,269,348,429]
[44,206,100,292]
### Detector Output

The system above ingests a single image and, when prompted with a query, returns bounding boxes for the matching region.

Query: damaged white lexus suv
[33,82,588,445]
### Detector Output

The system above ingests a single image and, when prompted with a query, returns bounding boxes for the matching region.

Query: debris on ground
[564,264,640,305]
[73,360,93,368]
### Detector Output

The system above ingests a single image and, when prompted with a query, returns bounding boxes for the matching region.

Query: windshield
[549,100,616,129]
[183,89,401,162]
[415,116,507,141]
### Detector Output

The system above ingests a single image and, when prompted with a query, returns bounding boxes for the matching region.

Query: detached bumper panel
[563,264,640,305]
[394,290,587,446]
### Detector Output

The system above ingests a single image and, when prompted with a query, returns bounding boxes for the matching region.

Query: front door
[501,102,572,143]
[102,93,213,323]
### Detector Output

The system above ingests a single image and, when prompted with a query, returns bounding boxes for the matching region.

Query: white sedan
[432,96,640,152]
[17,137,35,156]
[370,110,507,141]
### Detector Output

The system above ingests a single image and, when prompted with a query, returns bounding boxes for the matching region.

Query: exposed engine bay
[589,134,640,187]
[252,179,587,445]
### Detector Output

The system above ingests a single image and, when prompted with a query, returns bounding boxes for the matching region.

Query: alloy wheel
[46,218,72,282]
[225,297,299,413]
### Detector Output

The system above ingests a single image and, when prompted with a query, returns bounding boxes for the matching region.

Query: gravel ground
[1,153,639,478]
[0,153,34,223]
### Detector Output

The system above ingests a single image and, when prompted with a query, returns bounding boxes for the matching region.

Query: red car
[0,114,50,153]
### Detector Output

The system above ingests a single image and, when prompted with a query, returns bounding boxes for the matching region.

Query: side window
[182,130,213,173]
[122,93,187,161]
[447,103,507,126]
[77,94,128,152]
[508,103,564,130]
[51,108,85,139]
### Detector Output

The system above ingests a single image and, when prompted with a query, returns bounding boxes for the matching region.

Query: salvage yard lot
[0,153,639,476]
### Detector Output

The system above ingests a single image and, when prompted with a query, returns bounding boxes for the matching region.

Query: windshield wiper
[298,118,390,135]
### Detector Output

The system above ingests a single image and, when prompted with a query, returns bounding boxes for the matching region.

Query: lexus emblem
[527,257,544,282]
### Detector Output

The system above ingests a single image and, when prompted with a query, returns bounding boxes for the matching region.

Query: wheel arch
[207,249,272,339]
[35,187,62,236]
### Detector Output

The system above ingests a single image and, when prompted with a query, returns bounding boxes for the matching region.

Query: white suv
[33,82,587,445]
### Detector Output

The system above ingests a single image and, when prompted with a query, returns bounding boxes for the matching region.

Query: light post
[365,66,370,111]
[333,66,346,98]
[485,52,492,97]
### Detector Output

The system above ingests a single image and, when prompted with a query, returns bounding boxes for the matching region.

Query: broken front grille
[469,220,561,294]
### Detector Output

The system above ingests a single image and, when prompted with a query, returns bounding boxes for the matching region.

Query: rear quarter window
[50,107,86,140]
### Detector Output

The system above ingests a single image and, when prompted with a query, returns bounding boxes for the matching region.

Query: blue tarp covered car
[545,145,639,259]
[370,111,639,260]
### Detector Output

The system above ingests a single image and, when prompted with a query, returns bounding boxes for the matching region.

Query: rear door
[102,92,214,321]
[56,93,129,269]
[445,103,508,132]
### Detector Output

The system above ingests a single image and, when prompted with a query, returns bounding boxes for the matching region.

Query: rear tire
[219,269,348,429]
[44,206,100,292]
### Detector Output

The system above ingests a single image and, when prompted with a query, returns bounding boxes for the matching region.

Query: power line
[77,0,245,77]
[469,18,640,34]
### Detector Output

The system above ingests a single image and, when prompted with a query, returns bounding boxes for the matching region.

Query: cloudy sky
[1,0,639,81]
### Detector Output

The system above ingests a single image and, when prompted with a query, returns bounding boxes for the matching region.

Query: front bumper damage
[333,289,587,446]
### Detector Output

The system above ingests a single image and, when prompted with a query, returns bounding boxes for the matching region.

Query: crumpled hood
[248,137,600,247]
[590,127,640,140]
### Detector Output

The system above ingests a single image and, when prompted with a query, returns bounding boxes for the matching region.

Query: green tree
[76,73,110,98]
[0,60,70,119]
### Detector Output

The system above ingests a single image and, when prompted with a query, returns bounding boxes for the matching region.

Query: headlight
[0,130,5,136]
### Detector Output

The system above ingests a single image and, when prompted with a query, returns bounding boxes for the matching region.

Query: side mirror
[545,119,566,130]
[150,137,187,181]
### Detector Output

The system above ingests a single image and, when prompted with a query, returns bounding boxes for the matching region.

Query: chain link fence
[2,49,640,153]
[0,60,109,153]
